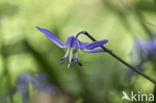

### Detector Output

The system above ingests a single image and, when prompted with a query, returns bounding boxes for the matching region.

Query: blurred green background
[0,0,156,103]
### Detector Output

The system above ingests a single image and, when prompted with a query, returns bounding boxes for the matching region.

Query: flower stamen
[68,49,74,69]
[60,48,70,64]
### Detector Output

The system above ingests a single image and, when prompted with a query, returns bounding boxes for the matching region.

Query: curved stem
[76,31,156,85]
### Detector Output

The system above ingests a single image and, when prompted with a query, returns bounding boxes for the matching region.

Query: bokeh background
[0,0,156,103]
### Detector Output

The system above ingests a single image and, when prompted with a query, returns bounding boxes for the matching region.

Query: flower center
[60,48,82,69]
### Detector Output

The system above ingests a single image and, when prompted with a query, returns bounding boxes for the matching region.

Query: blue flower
[2,73,56,103]
[36,26,111,68]
[16,73,32,103]
[33,74,56,93]
[130,36,156,73]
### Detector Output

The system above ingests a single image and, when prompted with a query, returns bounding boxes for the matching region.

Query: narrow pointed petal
[84,40,108,49]
[36,26,65,48]
[65,36,77,49]
[81,48,112,53]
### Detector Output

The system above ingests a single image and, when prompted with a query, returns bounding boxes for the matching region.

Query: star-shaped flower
[36,26,112,68]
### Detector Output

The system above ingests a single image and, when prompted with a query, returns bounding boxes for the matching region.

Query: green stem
[76,31,156,85]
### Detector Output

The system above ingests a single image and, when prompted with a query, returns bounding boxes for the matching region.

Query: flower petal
[84,40,108,49]
[36,26,65,48]
[77,40,89,49]
[81,48,112,53]
[65,36,77,49]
